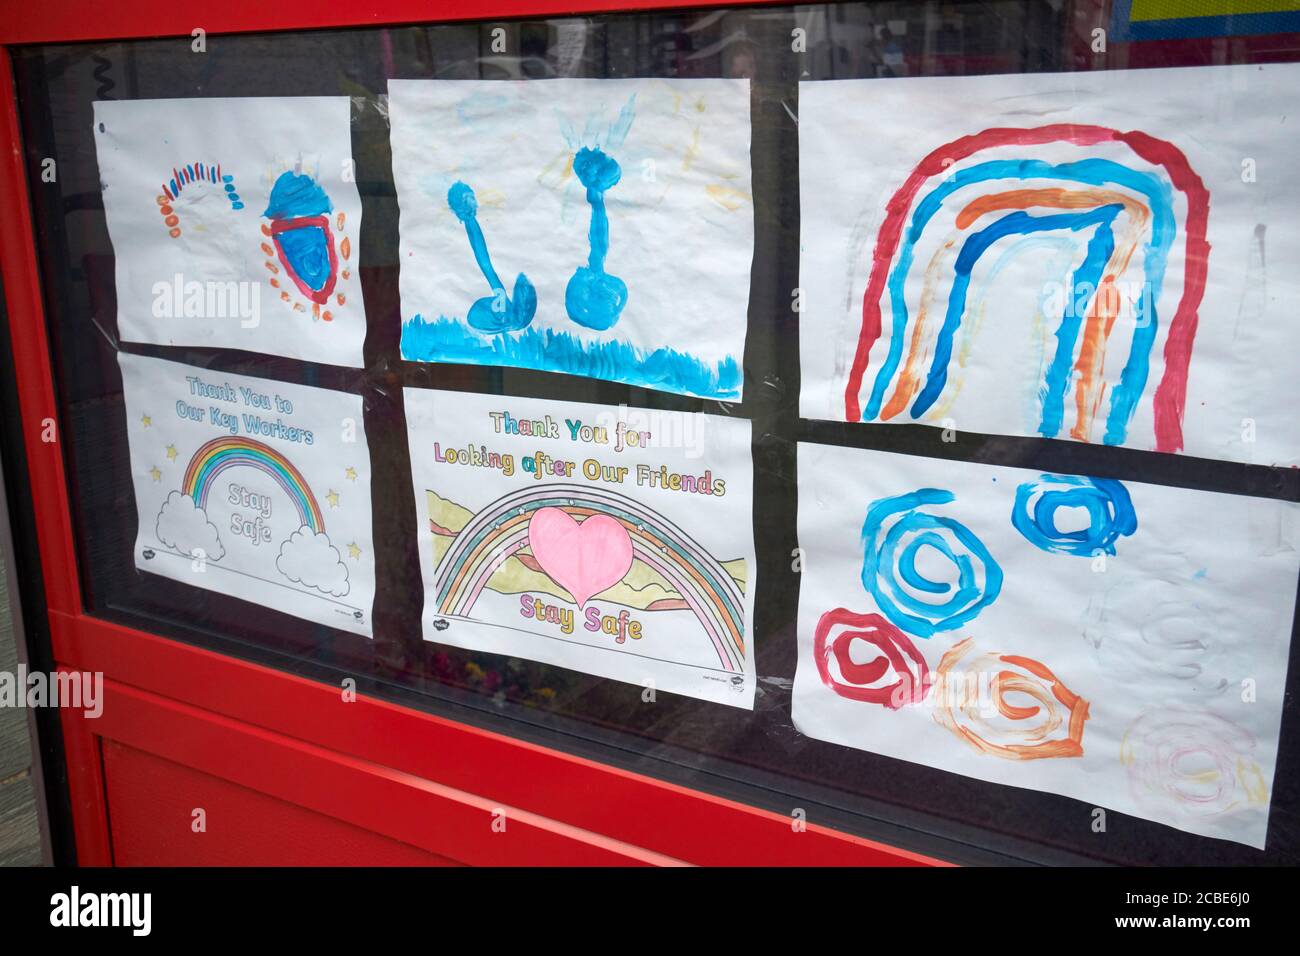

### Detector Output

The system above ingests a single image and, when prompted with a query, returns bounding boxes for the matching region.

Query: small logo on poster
[142,548,156,560]
[433,618,450,632]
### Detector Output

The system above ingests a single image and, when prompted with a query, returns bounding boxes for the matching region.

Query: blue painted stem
[461,214,505,297]
[587,187,610,274]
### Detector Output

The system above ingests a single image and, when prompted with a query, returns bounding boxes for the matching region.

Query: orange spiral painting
[932,638,1089,760]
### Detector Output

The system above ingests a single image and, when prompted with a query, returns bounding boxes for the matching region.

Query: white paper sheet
[94,98,365,367]
[799,64,1300,465]
[119,353,375,636]
[390,79,753,401]
[404,388,756,707]
[793,442,1300,848]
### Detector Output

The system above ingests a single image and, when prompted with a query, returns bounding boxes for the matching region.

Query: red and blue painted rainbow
[156,162,243,238]
[845,124,1210,453]
[433,484,746,673]
[182,437,324,533]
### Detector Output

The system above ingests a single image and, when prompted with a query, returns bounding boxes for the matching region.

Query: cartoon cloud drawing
[155,490,226,561]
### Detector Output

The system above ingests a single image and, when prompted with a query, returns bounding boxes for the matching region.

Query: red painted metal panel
[52,617,946,866]
[0,1,782,44]
[0,48,83,617]
[104,742,462,866]
[57,695,113,866]
[94,681,676,865]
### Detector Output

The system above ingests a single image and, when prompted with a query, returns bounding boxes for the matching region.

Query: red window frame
[0,0,946,866]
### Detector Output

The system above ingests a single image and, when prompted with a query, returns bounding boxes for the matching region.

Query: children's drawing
[390,79,752,401]
[157,162,243,238]
[1011,474,1136,556]
[1083,578,1231,695]
[405,389,757,707]
[794,443,1300,848]
[932,638,1090,760]
[430,486,746,675]
[845,126,1207,451]
[813,608,928,710]
[447,182,537,333]
[170,436,349,597]
[93,97,366,367]
[565,147,628,330]
[1121,710,1267,820]
[120,354,375,637]
[261,170,352,322]
[860,488,1002,638]
[799,65,1300,465]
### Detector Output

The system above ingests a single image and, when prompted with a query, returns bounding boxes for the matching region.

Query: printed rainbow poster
[93,97,366,368]
[404,388,756,708]
[389,79,753,401]
[119,353,375,637]
[799,63,1300,466]
[793,443,1300,849]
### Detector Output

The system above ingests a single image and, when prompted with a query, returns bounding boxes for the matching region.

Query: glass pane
[11,1,1300,865]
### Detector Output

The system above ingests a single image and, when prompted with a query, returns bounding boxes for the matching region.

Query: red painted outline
[271,215,338,305]
[813,608,929,709]
[844,124,1210,453]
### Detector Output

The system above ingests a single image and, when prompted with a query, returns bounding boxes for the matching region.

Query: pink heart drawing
[527,507,634,609]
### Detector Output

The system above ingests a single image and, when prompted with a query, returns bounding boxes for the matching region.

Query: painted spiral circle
[860,488,1003,638]
[813,607,930,710]
[932,638,1089,760]
[1120,710,1267,818]
[1011,474,1136,557]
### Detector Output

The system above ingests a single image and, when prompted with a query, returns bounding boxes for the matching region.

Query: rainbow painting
[182,436,325,533]
[795,66,1300,465]
[154,161,243,239]
[432,484,746,674]
[844,124,1209,452]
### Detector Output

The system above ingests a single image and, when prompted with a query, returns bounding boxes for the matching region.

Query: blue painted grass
[401,315,742,400]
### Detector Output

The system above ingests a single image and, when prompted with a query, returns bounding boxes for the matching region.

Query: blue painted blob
[566,147,628,331]
[573,146,622,192]
[867,158,1176,448]
[446,181,537,334]
[401,315,740,400]
[275,224,332,293]
[860,488,1003,638]
[1010,474,1137,556]
[448,181,479,222]
[263,171,333,220]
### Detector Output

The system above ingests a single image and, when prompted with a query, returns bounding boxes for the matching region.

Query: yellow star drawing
[141,414,152,428]
[347,542,361,560]
[326,489,340,508]
[148,466,162,482]
[165,444,178,461]
[344,466,358,482]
